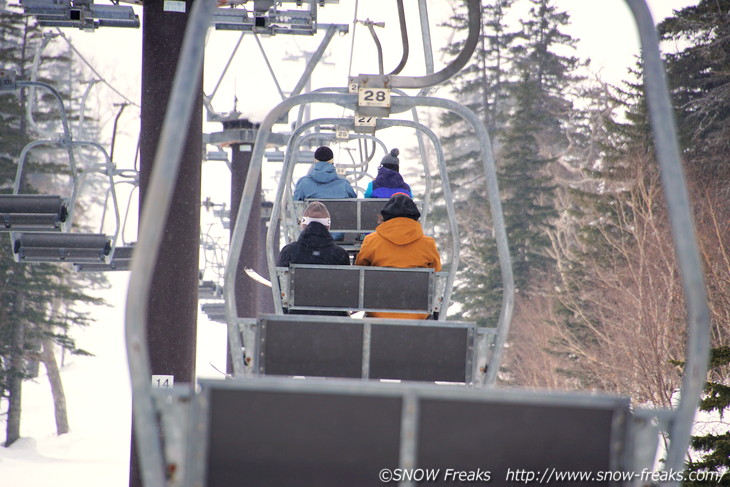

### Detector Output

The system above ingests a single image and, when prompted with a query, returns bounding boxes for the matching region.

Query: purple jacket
[364,166,412,198]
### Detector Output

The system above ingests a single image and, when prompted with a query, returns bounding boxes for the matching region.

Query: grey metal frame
[6,80,121,263]
[234,96,510,382]
[276,115,430,245]
[291,86,435,230]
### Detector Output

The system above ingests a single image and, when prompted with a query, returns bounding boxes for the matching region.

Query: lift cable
[205,30,246,109]
[55,28,139,107]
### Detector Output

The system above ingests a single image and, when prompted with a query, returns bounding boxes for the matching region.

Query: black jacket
[278,222,351,267]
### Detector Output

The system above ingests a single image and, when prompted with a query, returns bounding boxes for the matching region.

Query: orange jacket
[355,217,441,319]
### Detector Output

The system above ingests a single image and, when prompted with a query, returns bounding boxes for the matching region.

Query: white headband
[301,216,331,227]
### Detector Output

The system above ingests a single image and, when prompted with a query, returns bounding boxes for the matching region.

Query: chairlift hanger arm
[27,32,58,138]
[110,102,128,162]
[361,20,385,75]
[78,80,100,138]
[355,0,479,89]
[624,0,711,478]
[387,0,409,76]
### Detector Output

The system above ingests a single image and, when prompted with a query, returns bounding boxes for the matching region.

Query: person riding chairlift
[278,201,351,316]
[364,148,413,199]
[355,193,441,320]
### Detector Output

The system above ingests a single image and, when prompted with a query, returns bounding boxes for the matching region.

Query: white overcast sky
[52,0,697,224]
[61,0,696,140]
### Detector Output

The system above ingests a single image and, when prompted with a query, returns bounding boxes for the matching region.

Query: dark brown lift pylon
[130,0,203,485]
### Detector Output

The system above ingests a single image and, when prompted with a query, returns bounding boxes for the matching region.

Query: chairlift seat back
[247,314,480,383]
[14,232,111,263]
[192,378,631,487]
[0,194,68,231]
[281,264,438,314]
[74,245,134,272]
[301,198,390,233]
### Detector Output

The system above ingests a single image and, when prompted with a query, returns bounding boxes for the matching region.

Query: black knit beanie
[314,146,334,162]
[380,193,420,221]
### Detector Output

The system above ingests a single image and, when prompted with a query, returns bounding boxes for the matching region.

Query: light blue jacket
[293,161,357,201]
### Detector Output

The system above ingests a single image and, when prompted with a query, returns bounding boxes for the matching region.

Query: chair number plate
[358,88,390,108]
[0,70,16,91]
[152,374,174,389]
[336,127,349,140]
[354,115,377,127]
[348,77,359,93]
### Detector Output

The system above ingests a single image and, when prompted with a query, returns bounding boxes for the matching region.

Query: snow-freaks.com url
[506,467,725,484]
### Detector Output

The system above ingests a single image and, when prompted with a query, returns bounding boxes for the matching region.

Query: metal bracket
[0,70,17,92]
[21,0,140,30]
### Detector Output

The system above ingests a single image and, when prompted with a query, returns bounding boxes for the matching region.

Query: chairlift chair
[74,169,139,272]
[1,79,121,265]
[0,194,68,232]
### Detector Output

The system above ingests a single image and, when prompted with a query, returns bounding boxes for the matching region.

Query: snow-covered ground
[2,271,728,487]
[0,273,227,487]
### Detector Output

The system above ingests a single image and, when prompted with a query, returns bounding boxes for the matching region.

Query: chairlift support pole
[129,0,205,486]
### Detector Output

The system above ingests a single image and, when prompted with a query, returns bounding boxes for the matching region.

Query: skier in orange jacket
[354,193,441,319]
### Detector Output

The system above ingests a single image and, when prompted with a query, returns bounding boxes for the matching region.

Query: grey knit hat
[380,148,400,168]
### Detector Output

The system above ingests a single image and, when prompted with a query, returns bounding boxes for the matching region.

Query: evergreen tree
[438,0,579,329]
[433,0,519,327]
[684,347,730,486]
[0,8,107,444]
[498,70,557,293]
[658,0,730,187]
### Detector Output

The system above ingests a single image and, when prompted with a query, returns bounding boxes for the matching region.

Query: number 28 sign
[358,87,391,108]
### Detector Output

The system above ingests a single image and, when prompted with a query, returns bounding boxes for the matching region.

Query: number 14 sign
[152,375,174,389]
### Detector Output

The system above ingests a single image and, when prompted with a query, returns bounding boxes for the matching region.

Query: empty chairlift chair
[3,79,121,266]
[231,313,494,384]
[13,232,112,263]
[180,378,635,487]
[0,194,68,232]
